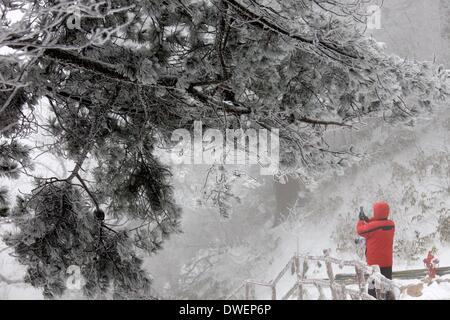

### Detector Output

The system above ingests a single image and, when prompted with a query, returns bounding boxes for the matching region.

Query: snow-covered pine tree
[0,0,449,298]
[4,182,152,299]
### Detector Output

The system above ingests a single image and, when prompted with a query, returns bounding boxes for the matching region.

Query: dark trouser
[368,266,392,299]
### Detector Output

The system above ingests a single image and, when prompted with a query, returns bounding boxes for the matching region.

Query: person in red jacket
[356,201,395,298]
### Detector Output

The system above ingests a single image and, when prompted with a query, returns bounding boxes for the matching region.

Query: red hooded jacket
[356,202,395,268]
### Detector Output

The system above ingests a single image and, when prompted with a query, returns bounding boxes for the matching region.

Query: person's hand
[358,211,367,221]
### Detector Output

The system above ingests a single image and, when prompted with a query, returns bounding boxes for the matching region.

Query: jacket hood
[372,201,390,220]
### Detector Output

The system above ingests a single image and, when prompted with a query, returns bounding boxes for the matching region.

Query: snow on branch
[228,249,398,300]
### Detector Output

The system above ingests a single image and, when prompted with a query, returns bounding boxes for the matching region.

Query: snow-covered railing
[227,249,398,300]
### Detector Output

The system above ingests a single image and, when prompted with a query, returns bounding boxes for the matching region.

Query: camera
[359,206,369,222]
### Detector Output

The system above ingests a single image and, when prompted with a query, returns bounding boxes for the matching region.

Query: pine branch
[44,49,133,83]
[0,187,8,206]
[298,116,352,127]
[186,85,251,115]
[45,86,93,106]
[224,0,359,60]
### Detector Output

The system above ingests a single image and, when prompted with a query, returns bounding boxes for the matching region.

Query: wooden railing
[336,266,450,282]
[227,249,397,300]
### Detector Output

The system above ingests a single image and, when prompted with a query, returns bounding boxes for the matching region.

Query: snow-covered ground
[398,276,450,300]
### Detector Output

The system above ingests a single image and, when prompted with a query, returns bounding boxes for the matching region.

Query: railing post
[355,265,366,295]
[314,283,325,300]
[337,284,347,300]
[296,256,307,300]
[271,285,276,300]
[371,265,382,300]
[245,282,251,300]
[324,249,338,300]
[294,256,301,300]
